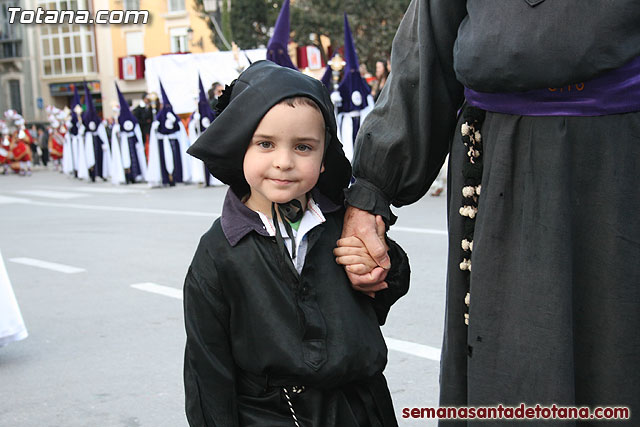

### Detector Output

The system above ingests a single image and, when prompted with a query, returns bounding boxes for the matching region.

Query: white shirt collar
[255,197,326,273]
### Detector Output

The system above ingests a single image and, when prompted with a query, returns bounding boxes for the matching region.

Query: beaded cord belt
[459,106,486,326]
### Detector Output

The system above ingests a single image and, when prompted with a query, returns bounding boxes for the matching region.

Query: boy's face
[243,102,325,214]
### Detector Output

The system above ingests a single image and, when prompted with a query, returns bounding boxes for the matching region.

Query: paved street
[1,169,449,426]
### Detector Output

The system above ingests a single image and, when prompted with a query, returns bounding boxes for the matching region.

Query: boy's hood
[187,60,351,204]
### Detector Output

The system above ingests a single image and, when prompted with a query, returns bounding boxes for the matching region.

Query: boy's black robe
[184,189,410,426]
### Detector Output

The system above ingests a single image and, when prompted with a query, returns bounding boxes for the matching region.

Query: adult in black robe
[340,1,640,425]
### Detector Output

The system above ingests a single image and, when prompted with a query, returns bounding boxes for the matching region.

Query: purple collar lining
[220,187,341,247]
[464,56,640,117]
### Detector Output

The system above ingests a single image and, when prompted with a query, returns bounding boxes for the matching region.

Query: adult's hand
[338,206,391,292]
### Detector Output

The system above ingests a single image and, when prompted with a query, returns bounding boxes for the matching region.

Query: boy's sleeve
[370,237,410,325]
[183,263,238,427]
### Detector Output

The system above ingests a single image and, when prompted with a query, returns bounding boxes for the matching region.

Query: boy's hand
[334,235,384,274]
[335,214,390,297]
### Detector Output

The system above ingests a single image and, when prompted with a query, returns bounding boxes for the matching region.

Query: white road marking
[7,198,220,218]
[9,257,86,274]
[44,186,147,194]
[130,282,441,361]
[384,337,441,361]
[392,226,448,236]
[14,190,87,200]
[0,195,31,204]
[131,282,183,300]
[3,196,447,235]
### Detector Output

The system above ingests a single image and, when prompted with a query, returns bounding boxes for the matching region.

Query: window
[123,0,139,10]
[125,31,144,55]
[169,27,187,53]
[0,1,22,59]
[8,79,22,114]
[168,0,185,12]
[37,0,90,11]
[38,0,96,76]
[202,0,218,13]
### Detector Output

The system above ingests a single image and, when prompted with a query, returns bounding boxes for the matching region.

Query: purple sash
[464,56,640,116]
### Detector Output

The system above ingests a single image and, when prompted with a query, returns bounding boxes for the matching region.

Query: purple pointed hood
[156,80,181,135]
[197,75,216,130]
[82,83,101,132]
[69,85,82,135]
[321,55,334,92]
[338,14,371,113]
[115,82,138,132]
[266,0,297,70]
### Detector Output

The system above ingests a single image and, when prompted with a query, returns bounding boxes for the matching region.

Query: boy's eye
[295,144,312,152]
[258,141,273,149]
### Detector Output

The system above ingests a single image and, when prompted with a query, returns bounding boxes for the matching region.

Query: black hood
[187,60,351,204]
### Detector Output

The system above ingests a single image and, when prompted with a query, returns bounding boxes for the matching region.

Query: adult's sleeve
[371,237,411,325]
[183,263,238,426]
[345,0,468,223]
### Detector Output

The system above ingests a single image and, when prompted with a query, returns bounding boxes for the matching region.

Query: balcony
[118,54,146,80]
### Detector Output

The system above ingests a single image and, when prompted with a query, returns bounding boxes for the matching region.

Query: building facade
[109,0,217,112]
[0,0,42,123]
[3,0,216,122]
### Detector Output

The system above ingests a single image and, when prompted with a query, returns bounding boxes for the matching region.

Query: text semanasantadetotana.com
[402,404,630,420]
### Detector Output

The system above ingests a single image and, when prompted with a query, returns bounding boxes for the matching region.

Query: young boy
[184,61,410,426]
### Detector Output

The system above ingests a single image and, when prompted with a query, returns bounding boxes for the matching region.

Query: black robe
[345,1,640,425]
[183,189,410,426]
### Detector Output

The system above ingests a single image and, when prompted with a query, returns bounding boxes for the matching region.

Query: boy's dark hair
[277,96,322,114]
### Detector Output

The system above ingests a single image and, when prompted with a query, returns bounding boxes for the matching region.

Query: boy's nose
[273,150,294,170]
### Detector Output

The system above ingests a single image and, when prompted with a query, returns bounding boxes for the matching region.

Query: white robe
[109,124,126,185]
[146,121,191,187]
[187,116,223,186]
[75,125,90,181]
[336,94,375,162]
[0,250,28,347]
[62,132,75,175]
[110,123,148,185]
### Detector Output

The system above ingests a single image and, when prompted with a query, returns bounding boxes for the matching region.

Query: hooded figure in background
[110,83,147,185]
[146,80,191,187]
[82,84,111,182]
[109,101,126,185]
[336,14,374,162]
[67,86,86,179]
[57,106,76,176]
[188,75,222,186]
[320,53,335,92]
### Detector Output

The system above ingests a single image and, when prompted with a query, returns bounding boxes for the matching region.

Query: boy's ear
[320,163,325,173]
